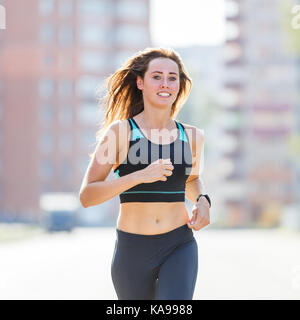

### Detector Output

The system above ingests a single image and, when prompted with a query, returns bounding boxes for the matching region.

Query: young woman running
[79,47,211,300]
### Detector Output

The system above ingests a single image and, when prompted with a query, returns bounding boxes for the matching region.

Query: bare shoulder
[180,122,204,156]
[103,119,130,147]
[107,119,130,135]
[181,122,204,136]
[109,119,131,171]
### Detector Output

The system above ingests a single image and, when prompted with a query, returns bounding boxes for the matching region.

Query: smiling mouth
[157,93,171,97]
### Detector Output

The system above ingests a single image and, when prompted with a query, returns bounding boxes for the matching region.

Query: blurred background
[0,0,300,300]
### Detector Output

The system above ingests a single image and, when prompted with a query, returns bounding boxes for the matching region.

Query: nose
[160,77,169,88]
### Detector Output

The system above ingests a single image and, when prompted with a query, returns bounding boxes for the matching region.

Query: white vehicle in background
[39,193,79,232]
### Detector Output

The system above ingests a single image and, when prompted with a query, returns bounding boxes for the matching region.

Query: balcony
[251,103,291,112]
[251,127,290,137]
[225,0,240,21]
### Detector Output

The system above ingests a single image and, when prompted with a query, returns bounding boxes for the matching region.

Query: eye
[169,77,177,81]
[153,75,160,80]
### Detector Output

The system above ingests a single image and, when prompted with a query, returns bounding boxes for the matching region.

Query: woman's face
[137,57,180,109]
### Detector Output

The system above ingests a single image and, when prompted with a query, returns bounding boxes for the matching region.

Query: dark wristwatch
[196,194,211,208]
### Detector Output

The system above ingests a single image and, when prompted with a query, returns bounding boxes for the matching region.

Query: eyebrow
[151,71,178,76]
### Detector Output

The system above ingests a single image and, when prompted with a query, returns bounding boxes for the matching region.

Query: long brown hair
[94,47,192,148]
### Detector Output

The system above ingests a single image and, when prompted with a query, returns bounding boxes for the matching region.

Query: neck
[140,109,173,130]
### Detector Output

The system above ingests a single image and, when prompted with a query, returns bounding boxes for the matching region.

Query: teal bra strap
[129,118,144,140]
[176,121,188,142]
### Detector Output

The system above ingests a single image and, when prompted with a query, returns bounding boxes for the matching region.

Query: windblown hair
[92,47,192,152]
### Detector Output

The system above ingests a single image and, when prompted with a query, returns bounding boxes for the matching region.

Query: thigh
[111,242,157,300]
[156,239,198,300]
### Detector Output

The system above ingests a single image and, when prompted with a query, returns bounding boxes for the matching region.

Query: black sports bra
[113,117,193,203]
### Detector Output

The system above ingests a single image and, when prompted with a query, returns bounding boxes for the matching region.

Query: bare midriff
[117,202,190,235]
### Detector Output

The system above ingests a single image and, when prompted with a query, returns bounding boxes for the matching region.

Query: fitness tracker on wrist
[196,194,211,208]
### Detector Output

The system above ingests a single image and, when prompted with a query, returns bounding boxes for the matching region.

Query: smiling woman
[79,47,210,300]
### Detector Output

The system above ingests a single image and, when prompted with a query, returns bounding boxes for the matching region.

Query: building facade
[222,0,299,226]
[0,0,151,223]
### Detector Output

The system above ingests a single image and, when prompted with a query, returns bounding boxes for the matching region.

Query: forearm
[80,171,143,208]
[185,176,206,204]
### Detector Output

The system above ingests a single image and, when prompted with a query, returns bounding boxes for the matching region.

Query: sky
[150,0,226,47]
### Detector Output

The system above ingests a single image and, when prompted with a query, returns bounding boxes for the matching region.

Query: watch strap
[196,194,211,207]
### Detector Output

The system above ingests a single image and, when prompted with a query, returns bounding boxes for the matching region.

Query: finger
[188,217,196,226]
[164,164,174,170]
[187,221,194,229]
[162,158,172,164]
[163,170,173,176]
[191,211,197,222]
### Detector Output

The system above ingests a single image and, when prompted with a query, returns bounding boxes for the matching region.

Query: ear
[136,76,143,90]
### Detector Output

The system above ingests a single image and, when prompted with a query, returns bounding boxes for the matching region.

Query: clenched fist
[139,158,174,183]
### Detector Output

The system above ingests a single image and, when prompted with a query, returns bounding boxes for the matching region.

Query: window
[58,0,73,17]
[77,0,111,16]
[40,132,54,153]
[58,25,73,47]
[59,133,72,153]
[114,50,133,68]
[39,0,55,16]
[79,129,96,148]
[116,0,147,21]
[40,23,55,44]
[78,103,99,125]
[39,78,55,98]
[78,25,107,46]
[79,156,89,176]
[76,76,100,99]
[59,105,73,125]
[115,25,148,46]
[58,79,73,98]
[60,159,72,180]
[40,103,55,125]
[225,0,239,18]
[40,160,53,179]
[79,52,106,72]
[0,99,3,119]
[40,183,54,193]
[225,21,240,40]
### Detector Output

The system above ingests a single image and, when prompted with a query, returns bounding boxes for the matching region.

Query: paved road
[1,227,300,300]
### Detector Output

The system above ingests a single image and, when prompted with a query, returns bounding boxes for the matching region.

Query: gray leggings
[111,224,198,300]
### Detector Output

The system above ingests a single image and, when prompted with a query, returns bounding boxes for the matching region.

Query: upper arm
[79,120,128,191]
[185,125,205,183]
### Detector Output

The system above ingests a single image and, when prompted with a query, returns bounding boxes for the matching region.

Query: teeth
[158,93,170,97]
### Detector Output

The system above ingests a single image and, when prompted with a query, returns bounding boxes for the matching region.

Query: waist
[117,202,190,235]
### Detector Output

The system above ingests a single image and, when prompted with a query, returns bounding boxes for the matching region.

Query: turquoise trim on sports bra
[177,122,188,143]
[129,118,144,140]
